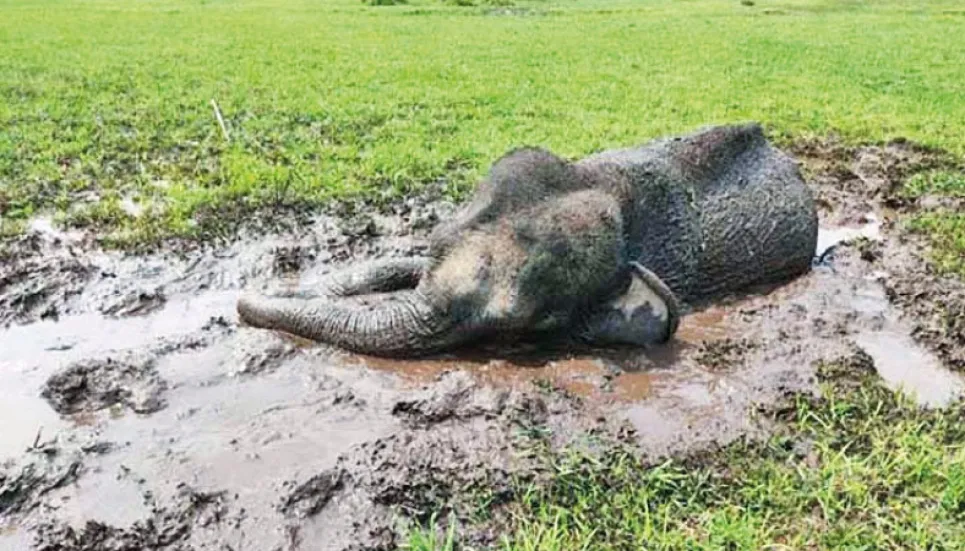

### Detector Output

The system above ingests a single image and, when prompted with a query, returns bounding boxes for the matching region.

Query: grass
[898,169,965,275]
[403,514,459,551]
[904,171,965,199]
[2,0,965,247]
[404,357,965,550]
[908,213,965,276]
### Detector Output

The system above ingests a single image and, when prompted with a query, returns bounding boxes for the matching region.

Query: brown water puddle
[340,304,732,403]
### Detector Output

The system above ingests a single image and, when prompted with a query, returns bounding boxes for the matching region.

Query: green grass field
[2,0,965,248]
[4,0,965,548]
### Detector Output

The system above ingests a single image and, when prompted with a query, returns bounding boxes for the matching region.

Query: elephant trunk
[237,289,456,357]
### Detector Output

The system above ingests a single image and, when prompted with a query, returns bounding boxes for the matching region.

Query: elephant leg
[267,257,428,300]
[318,257,429,297]
[580,262,681,347]
[246,257,428,305]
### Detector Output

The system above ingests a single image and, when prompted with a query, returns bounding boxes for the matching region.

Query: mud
[41,356,167,416]
[1,453,83,517]
[32,485,230,551]
[2,140,965,550]
[790,137,965,372]
[0,225,94,327]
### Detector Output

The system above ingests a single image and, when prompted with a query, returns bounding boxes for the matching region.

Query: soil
[1,139,964,550]
[41,356,167,416]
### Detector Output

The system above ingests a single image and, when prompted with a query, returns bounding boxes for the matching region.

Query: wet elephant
[238,123,818,357]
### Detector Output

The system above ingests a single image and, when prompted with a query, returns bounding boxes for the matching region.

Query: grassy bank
[2,0,965,247]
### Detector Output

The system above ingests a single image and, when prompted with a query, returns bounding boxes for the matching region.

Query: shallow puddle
[0,389,66,460]
[854,331,964,407]
[342,303,733,404]
[815,215,882,257]
[0,291,237,366]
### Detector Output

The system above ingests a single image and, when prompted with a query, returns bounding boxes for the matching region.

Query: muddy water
[37,350,401,548]
[0,291,238,460]
[343,303,731,404]
[815,214,881,257]
[854,331,964,406]
[1,202,963,550]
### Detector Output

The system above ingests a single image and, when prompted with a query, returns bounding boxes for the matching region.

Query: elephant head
[237,148,681,357]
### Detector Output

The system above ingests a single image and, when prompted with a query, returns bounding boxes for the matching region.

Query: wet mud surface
[2,140,964,550]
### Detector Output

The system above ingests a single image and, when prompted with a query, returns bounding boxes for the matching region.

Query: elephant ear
[581,262,681,347]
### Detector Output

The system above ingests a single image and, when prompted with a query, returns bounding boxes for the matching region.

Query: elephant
[237,123,818,358]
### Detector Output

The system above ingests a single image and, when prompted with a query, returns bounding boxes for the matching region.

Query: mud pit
[2,141,965,550]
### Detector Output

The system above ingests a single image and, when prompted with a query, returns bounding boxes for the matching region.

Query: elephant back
[580,123,819,304]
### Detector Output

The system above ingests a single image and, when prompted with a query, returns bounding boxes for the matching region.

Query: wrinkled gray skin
[238,124,818,357]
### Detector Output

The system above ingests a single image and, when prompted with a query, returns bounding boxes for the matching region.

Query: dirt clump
[693,337,758,370]
[280,468,345,519]
[272,244,319,275]
[815,344,878,385]
[0,231,94,327]
[389,370,514,428]
[32,485,228,551]
[1,451,83,517]
[231,337,300,376]
[99,287,167,318]
[41,355,167,416]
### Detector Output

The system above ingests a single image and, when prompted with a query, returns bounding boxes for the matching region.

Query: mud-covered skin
[239,124,818,357]
[579,123,819,302]
[3,137,965,551]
